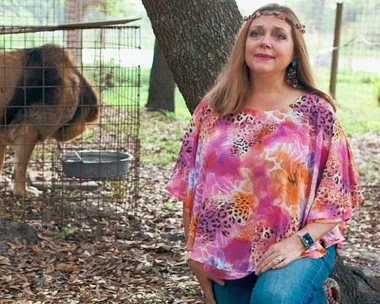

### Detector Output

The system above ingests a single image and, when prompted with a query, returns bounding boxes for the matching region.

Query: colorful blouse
[166,93,364,280]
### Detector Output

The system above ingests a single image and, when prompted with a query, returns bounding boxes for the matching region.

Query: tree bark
[143,1,380,302]
[146,39,176,112]
[66,0,84,64]
[65,0,107,64]
[331,255,380,304]
[0,219,38,254]
[142,0,241,114]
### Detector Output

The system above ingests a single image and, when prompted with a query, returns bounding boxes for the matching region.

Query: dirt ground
[0,129,379,303]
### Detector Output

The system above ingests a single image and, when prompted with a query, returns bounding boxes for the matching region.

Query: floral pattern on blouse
[166,93,364,280]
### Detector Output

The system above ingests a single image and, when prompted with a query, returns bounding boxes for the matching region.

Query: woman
[166,3,363,304]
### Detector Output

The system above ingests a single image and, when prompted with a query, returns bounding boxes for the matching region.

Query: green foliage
[93,0,154,49]
[137,65,379,167]
[164,202,174,210]
[314,67,380,135]
[101,63,379,166]
[359,76,372,84]
[60,224,76,239]
[1,0,66,26]
[140,110,187,166]
[375,80,380,98]
[140,68,190,120]
[98,0,128,16]
[109,181,127,197]
[83,131,95,143]
[138,68,190,119]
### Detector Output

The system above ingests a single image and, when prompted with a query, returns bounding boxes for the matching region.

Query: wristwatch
[296,232,316,250]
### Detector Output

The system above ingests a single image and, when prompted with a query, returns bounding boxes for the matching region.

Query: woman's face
[245,15,295,77]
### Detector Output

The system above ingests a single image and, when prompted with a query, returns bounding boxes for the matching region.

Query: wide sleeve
[165,99,208,204]
[305,117,364,247]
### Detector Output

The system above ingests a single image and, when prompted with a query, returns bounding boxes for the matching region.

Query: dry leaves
[0,162,205,303]
[0,112,379,303]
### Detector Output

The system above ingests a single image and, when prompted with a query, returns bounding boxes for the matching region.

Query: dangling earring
[287,59,298,88]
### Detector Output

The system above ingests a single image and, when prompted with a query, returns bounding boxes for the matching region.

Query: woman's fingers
[271,257,290,270]
[258,254,299,274]
[257,256,281,274]
[256,253,288,274]
[256,251,278,274]
[188,259,219,303]
[211,277,225,286]
[256,236,306,275]
[198,278,217,304]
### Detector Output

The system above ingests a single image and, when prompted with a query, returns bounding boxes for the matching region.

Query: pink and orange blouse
[166,93,364,280]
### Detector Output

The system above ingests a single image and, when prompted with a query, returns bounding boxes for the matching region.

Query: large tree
[145,39,176,112]
[142,1,380,303]
[142,0,241,114]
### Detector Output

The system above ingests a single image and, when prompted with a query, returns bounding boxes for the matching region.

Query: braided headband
[244,10,306,34]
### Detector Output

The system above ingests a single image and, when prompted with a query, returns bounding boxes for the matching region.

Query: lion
[0,44,100,197]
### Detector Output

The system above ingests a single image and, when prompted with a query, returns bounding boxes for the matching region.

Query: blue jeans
[212,245,336,304]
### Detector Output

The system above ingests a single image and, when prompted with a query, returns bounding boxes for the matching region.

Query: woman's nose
[260,35,272,48]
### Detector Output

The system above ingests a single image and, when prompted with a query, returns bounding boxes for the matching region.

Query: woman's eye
[276,33,286,40]
[250,30,261,37]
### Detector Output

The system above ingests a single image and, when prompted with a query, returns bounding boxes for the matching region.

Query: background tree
[142,0,241,113]
[65,0,107,64]
[142,1,380,303]
[145,39,176,112]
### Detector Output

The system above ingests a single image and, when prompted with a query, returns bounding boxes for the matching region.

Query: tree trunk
[66,0,84,64]
[142,0,241,114]
[331,255,380,304]
[65,0,107,64]
[145,39,176,112]
[0,219,38,254]
[143,1,380,302]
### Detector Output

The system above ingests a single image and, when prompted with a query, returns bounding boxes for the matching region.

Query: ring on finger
[276,256,282,264]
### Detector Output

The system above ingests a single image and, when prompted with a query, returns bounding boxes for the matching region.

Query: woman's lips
[255,54,274,60]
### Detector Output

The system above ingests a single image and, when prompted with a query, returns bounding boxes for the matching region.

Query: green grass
[139,68,191,121]
[138,66,380,134]
[136,68,190,165]
[314,67,380,135]
[139,110,187,166]
[102,66,379,166]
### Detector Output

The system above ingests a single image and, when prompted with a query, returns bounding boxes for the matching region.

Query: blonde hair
[206,3,336,115]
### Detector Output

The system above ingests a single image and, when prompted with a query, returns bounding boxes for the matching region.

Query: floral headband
[244,11,306,34]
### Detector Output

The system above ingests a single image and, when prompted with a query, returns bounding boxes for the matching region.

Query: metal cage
[0,21,141,223]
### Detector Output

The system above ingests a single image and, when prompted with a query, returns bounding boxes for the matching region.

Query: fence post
[330,2,343,100]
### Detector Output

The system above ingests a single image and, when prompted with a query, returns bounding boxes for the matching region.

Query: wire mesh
[0,24,141,223]
[284,0,380,110]
[0,0,109,26]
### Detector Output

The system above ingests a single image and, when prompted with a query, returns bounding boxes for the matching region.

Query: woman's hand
[255,235,305,275]
[188,259,225,304]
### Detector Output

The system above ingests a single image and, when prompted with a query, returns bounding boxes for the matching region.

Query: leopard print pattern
[225,114,279,157]
[197,191,256,242]
[291,94,335,138]
[167,95,364,280]
[249,216,300,263]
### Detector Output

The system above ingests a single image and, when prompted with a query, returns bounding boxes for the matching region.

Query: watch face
[303,233,315,248]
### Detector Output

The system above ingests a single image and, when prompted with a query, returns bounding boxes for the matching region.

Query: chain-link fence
[285,0,380,133]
